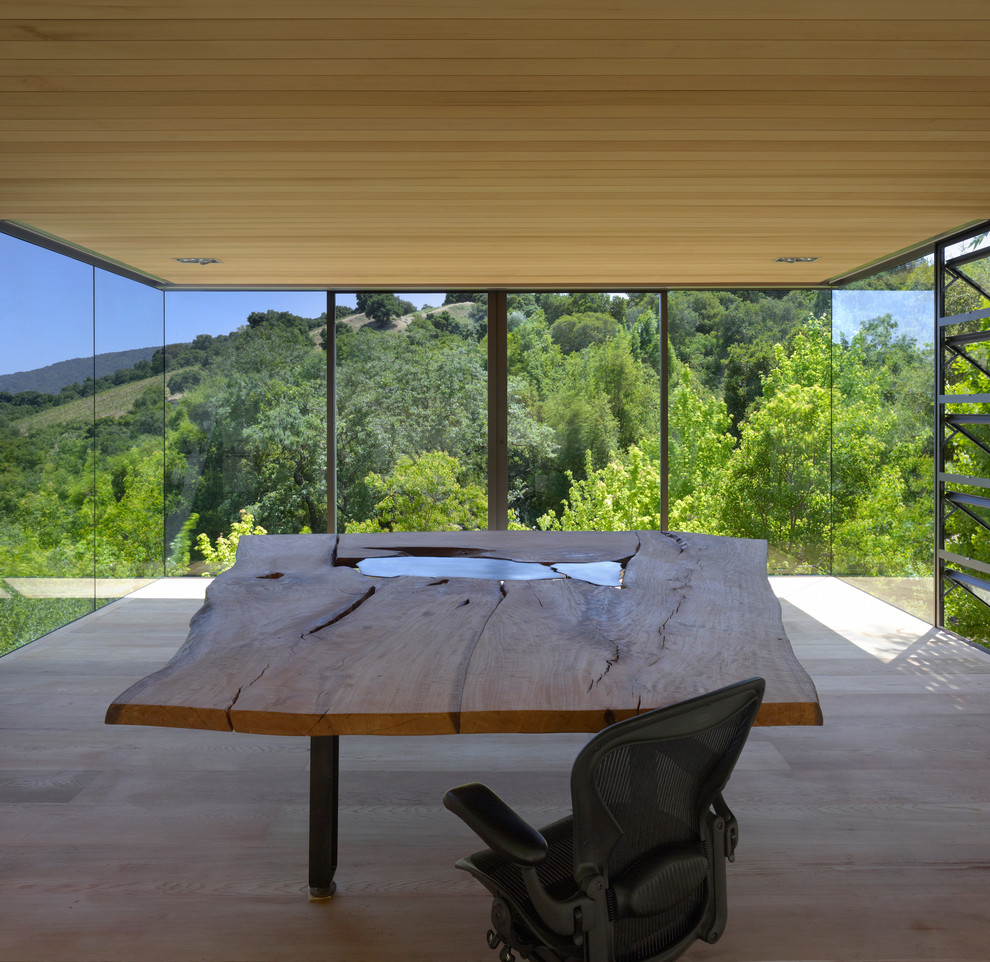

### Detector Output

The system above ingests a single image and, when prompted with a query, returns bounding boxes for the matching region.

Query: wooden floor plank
[0,577,987,962]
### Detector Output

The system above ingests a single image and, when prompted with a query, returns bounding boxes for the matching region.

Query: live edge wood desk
[106,530,822,897]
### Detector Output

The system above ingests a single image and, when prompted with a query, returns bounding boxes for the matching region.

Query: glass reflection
[0,235,97,655]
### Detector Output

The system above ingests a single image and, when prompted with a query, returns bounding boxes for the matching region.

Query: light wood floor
[0,577,987,962]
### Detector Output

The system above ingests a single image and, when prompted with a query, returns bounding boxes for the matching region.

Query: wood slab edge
[105,701,232,732]
[458,708,651,735]
[755,702,824,726]
[229,709,462,737]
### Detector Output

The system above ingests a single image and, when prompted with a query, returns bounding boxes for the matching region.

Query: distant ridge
[0,346,162,394]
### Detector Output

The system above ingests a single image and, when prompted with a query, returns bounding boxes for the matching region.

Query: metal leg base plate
[308,881,337,901]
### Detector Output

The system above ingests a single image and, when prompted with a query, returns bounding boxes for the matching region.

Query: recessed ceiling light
[173,257,222,265]
[773,256,820,264]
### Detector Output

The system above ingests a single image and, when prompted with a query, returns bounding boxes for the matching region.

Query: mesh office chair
[443,677,765,962]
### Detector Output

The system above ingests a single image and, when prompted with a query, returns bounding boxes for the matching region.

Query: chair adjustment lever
[724,815,739,862]
[713,793,740,862]
[487,929,517,961]
[486,932,517,962]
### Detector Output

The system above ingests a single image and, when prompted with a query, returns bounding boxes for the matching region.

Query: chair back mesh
[571,679,764,962]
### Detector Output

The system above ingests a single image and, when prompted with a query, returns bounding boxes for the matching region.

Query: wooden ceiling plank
[2,18,989,43]
[4,88,990,108]
[4,120,990,142]
[3,73,987,93]
[2,57,990,79]
[1,0,988,20]
[3,102,990,122]
[4,39,990,61]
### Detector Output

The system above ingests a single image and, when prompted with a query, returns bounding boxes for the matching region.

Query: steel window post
[935,240,946,625]
[488,292,508,531]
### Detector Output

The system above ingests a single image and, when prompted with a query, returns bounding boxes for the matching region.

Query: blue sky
[0,233,444,375]
[831,289,934,347]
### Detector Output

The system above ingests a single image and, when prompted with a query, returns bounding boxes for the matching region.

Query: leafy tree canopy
[356,292,402,325]
[549,312,620,355]
[345,452,487,533]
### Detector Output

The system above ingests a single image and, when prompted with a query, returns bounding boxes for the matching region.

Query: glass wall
[506,293,660,529]
[0,234,166,656]
[162,291,328,574]
[94,269,166,589]
[833,260,935,622]
[335,292,488,532]
[667,289,833,573]
[0,229,965,654]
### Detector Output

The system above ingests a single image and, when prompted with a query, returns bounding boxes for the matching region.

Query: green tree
[86,442,167,578]
[183,319,326,539]
[538,445,663,531]
[336,329,487,526]
[667,355,735,532]
[507,313,562,400]
[246,309,310,337]
[542,329,660,474]
[196,509,267,576]
[346,452,487,533]
[628,307,660,372]
[356,292,402,326]
[549,312,619,355]
[715,313,931,575]
[718,316,834,569]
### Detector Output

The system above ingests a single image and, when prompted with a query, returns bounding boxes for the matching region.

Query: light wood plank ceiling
[0,0,988,288]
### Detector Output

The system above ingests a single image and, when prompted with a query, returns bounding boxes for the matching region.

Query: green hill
[0,346,162,394]
[16,375,166,433]
[337,302,477,333]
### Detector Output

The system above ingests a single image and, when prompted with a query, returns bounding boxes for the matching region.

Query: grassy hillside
[16,374,165,432]
[337,302,477,333]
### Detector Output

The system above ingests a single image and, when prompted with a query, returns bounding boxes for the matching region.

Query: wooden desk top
[106,531,822,735]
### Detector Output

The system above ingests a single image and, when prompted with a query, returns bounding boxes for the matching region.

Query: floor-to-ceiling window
[162,291,328,574]
[505,293,661,530]
[334,292,487,532]
[0,229,971,655]
[0,233,166,656]
[833,259,935,622]
[667,289,833,572]
[94,268,167,589]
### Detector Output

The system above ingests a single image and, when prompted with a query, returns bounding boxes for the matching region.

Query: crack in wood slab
[661,530,689,552]
[652,577,692,661]
[307,585,376,635]
[226,662,271,727]
[587,640,621,692]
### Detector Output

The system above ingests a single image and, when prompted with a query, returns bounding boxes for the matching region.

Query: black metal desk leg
[309,735,339,899]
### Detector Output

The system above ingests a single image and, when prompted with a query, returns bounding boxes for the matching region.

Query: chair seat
[445,678,766,962]
[459,817,580,959]
[462,825,715,962]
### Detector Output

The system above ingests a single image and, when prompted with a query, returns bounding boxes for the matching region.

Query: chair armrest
[443,782,549,866]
